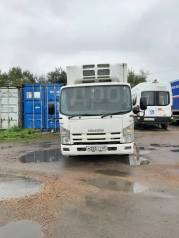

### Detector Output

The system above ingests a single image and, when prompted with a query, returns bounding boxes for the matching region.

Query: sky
[0,0,179,82]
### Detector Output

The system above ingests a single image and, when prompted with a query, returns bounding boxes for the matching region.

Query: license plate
[144,118,155,121]
[86,146,107,152]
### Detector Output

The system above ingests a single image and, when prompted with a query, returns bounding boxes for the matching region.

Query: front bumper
[135,116,172,124]
[61,142,134,156]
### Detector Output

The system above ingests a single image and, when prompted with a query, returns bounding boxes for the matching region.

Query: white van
[132,82,172,129]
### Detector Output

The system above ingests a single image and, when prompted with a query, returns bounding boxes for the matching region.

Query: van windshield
[60,85,132,116]
[141,91,170,106]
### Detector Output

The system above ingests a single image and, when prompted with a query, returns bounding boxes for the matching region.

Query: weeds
[0,127,40,140]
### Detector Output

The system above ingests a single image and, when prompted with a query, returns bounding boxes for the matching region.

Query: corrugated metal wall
[171,80,179,111]
[22,84,62,130]
[0,87,20,129]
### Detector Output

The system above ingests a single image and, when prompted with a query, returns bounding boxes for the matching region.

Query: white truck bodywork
[132,82,172,128]
[60,64,134,156]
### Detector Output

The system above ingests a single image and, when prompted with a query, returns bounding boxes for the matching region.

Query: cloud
[0,0,179,81]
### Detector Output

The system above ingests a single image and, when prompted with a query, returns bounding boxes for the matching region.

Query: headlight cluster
[123,123,134,143]
[60,127,71,144]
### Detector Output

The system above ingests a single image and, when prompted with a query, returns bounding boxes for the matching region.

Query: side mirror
[133,106,140,114]
[140,97,147,111]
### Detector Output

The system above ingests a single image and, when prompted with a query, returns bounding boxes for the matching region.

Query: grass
[0,127,41,141]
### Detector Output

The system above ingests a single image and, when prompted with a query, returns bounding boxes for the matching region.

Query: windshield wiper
[68,114,97,119]
[101,111,127,118]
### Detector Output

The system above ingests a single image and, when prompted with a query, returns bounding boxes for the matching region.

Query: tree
[36,75,47,84]
[47,67,67,84]
[8,67,23,87]
[22,70,35,84]
[128,70,148,88]
[0,71,9,87]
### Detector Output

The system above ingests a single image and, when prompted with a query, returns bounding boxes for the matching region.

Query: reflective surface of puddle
[0,220,42,238]
[95,169,129,177]
[171,149,179,152]
[83,177,148,193]
[20,149,61,163]
[150,144,179,148]
[0,175,42,200]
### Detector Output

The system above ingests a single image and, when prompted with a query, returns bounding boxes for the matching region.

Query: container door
[23,85,44,129]
[0,88,19,129]
[45,85,61,130]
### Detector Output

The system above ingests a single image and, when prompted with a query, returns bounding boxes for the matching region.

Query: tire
[161,123,168,130]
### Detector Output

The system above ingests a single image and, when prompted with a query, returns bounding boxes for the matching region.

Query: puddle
[139,150,151,155]
[0,220,42,238]
[150,144,179,148]
[139,147,156,151]
[84,177,147,193]
[171,149,179,152]
[95,169,129,177]
[0,175,42,200]
[20,149,61,163]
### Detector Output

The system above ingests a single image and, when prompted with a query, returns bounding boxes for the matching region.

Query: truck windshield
[60,85,132,116]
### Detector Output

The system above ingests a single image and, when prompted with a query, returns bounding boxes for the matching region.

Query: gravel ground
[0,125,179,238]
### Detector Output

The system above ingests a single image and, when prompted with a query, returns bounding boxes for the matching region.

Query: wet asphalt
[0,125,179,237]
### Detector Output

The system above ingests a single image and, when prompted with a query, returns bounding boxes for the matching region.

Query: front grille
[86,133,105,135]
[72,132,121,144]
[74,141,121,145]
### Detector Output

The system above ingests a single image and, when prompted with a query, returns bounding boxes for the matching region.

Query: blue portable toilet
[22,84,63,130]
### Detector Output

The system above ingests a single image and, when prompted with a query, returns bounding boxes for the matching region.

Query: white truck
[132,81,172,129]
[59,63,146,157]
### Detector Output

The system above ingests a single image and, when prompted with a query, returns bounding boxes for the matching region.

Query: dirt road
[0,126,179,238]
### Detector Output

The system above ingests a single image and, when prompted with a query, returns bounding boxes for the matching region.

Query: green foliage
[0,71,9,87]
[36,75,47,84]
[128,70,148,88]
[47,67,67,84]
[22,70,36,84]
[0,67,36,87]
[0,127,38,140]
[0,66,66,87]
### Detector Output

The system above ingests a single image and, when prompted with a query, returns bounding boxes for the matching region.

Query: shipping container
[171,80,179,122]
[0,87,20,129]
[22,84,63,130]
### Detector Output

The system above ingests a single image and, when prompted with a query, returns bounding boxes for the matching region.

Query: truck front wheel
[161,123,168,130]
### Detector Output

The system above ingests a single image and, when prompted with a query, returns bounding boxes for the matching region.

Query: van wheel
[161,123,168,130]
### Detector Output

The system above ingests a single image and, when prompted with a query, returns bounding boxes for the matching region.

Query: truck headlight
[123,123,134,143]
[60,127,71,144]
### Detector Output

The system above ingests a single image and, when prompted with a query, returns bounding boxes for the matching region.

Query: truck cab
[59,64,135,156]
